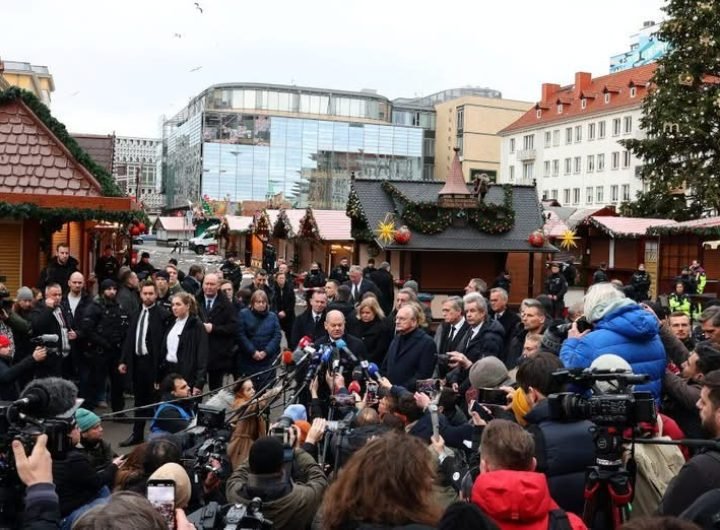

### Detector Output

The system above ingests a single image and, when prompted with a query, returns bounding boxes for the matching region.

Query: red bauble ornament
[130,225,141,236]
[137,222,146,233]
[394,225,411,245]
[528,230,545,248]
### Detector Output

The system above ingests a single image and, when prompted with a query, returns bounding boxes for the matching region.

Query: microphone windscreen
[335,338,347,350]
[282,350,294,365]
[321,350,332,363]
[299,335,312,348]
[348,381,361,394]
[368,363,379,377]
[21,377,78,417]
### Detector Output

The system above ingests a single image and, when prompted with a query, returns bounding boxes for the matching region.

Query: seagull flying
[194,2,203,13]
[189,66,203,72]
[173,33,182,38]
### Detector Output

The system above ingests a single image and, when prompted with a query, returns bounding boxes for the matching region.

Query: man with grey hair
[369,261,394,315]
[448,292,505,367]
[698,306,720,346]
[489,287,520,357]
[464,277,488,297]
[383,305,436,390]
[345,265,380,306]
[435,296,469,356]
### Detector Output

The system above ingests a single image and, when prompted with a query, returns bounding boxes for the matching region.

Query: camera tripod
[582,427,634,530]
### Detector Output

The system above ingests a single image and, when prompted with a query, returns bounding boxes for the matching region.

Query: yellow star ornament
[376,214,396,244]
[559,229,580,250]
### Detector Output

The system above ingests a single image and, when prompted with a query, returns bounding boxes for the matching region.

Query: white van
[188,224,219,254]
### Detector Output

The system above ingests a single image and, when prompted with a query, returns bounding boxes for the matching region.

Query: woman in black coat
[348,296,393,365]
[160,292,208,394]
[272,271,296,344]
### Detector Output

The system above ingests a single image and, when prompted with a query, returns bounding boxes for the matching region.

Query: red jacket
[472,470,587,530]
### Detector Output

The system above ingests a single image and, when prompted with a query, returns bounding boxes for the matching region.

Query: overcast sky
[2,0,665,138]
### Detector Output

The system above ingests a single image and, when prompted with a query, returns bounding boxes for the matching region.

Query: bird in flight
[194,2,203,13]
[173,33,182,38]
[190,66,203,72]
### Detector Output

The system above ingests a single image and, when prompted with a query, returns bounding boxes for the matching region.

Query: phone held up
[147,479,176,530]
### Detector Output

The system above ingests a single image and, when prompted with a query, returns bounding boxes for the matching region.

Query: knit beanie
[100,279,117,292]
[469,357,511,389]
[541,324,566,355]
[282,404,307,422]
[16,287,34,301]
[149,463,192,509]
[510,387,531,427]
[75,408,101,432]
[249,437,284,474]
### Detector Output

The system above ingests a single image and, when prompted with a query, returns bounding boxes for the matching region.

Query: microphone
[297,335,313,350]
[367,362,382,381]
[320,345,333,366]
[348,381,361,395]
[16,377,78,418]
[281,350,294,366]
[334,338,358,363]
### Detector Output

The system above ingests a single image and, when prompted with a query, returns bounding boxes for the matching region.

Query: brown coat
[226,399,267,469]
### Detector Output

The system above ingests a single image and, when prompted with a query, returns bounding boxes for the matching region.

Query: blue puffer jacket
[236,308,281,375]
[559,303,665,399]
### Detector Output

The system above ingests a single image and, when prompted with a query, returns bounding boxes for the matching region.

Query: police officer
[80,279,130,412]
[544,262,568,319]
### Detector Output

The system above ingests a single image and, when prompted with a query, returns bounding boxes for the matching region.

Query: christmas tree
[621,0,720,220]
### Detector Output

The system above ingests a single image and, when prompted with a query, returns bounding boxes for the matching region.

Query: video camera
[188,497,273,529]
[30,334,60,355]
[548,368,656,428]
[184,406,232,481]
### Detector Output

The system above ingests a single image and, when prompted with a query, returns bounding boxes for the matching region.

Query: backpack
[629,437,685,518]
[548,508,573,530]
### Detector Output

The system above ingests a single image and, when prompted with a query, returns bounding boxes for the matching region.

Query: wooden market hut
[348,150,556,305]
[0,88,141,294]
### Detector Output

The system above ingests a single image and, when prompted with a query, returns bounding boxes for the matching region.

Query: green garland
[347,188,374,241]
[0,87,122,197]
[298,207,322,240]
[0,202,147,225]
[648,224,720,237]
[382,181,515,235]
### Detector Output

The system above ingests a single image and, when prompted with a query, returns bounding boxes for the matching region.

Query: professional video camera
[548,368,656,428]
[188,497,273,529]
[184,406,232,481]
[0,378,79,526]
[30,334,60,355]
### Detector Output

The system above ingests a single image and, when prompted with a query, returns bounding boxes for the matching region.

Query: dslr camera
[30,334,60,355]
[189,498,273,529]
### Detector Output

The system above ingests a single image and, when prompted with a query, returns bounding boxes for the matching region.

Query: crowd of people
[5,243,720,529]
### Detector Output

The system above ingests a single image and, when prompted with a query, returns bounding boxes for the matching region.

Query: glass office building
[163,84,424,209]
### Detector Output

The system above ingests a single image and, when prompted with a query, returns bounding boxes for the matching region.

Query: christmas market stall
[0,87,143,294]
[348,149,555,304]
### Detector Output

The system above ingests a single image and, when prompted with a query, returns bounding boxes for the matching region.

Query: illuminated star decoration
[559,229,580,250]
[375,214,396,244]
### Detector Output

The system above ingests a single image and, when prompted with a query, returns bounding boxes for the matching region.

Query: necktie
[353,284,359,300]
[206,298,212,312]
[315,315,320,324]
[448,326,455,343]
[136,308,147,356]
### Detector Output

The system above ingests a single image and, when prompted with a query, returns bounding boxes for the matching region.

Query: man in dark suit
[489,287,520,360]
[370,261,394,315]
[30,283,74,379]
[118,281,169,446]
[345,265,381,306]
[290,290,327,349]
[453,292,505,363]
[434,296,470,355]
[383,305,436,391]
[197,272,238,391]
[61,272,93,381]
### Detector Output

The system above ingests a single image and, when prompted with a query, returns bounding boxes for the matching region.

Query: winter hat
[282,404,307,422]
[541,324,566,355]
[249,437,284,475]
[100,279,117,292]
[16,287,34,302]
[149,463,192,509]
[590,354,633,393]
[469,357,511,390]
[75,408,101,432]
[141,252,150,259]
[0,335,10,349]
[510,387,531,427]
[154,271,170,281]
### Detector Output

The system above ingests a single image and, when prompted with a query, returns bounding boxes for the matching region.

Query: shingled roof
[351,178,555,252]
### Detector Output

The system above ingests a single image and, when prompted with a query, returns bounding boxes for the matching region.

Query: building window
[509,165,515,181]
[573,188,581,205]
[597,153,605,171]
[604,92,611,104]
[545,131,552,148]
[622,184,630,200]
[552,159,560,177]
[565,127,572,145]
[551,189,558,200]
[586,187,594,204]
[457,107,464,131]
[612,118,621,136]
[623,150,632,168]
[509,138,515,153]
[544,161,551,178]
[587,155,595,173]
[564,188,571,204]
[523,134,535,150]
[596,186,604,203]
[588,123,596,140]
[564,158,572,175]
[581,98,587,109]
[574,125,582,143]
[536,109,542,118]
[456,136,464,156]
[574,156,581,174]
[624,116,632,134]
[542,190,549,200]
[522,162,534,180]
[598,121,606,139]
[630,86,637,98]
[552,129,560,146]
[611,185,619,202]
[611,152,620,170]
[557,103,563,114]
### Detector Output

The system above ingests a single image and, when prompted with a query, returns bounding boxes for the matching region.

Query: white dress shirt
[166,316,188,363]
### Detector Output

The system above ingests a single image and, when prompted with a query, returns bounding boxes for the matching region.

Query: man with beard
[38,243,79,294]
[660,369,720,515]
[94,245,120,284]
[149,373,196,437]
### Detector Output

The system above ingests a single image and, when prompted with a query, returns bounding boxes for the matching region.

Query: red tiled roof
[500,63,657,134]
[312,209,352,241]
[588,216,676,238]
[0,100,103,196]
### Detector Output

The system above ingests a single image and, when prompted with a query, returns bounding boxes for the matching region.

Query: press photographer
[0,334,48,400]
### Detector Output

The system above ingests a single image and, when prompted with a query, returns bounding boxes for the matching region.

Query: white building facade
[112,136,164,212]
[499,64,656,209]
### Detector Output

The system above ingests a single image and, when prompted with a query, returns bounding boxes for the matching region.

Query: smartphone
[417,378,440,396]
[477,387,509,406]
[366,381,379,403]
[147,479,176,530]
[469,400,495,423]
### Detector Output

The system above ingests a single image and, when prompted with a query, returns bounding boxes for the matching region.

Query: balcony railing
[517,149,536,161]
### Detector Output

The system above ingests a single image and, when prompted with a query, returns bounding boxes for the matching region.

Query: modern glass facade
[200,112,423,209]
